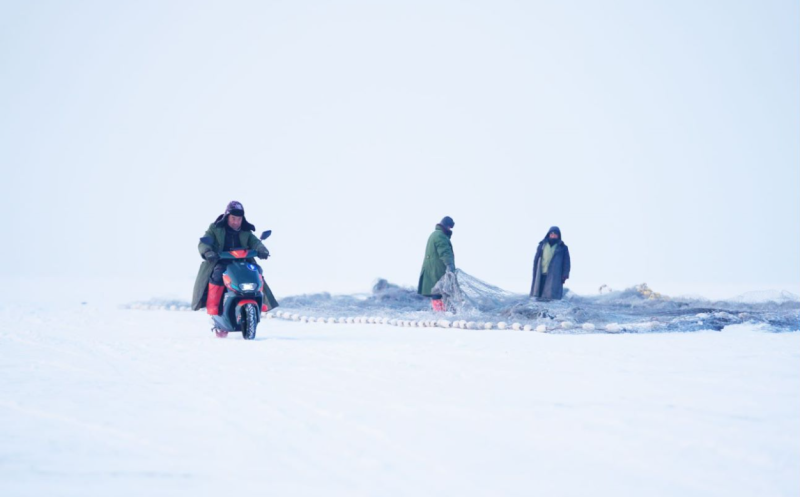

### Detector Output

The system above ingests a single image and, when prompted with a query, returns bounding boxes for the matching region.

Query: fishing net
[126,269,799,332]
[432,269,517,314]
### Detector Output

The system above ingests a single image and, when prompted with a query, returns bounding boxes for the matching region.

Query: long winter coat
[530,235,571,301]
[418,225,455,296]
[191,218,279,311]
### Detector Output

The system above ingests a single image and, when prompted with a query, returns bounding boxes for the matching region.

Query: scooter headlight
[240,283,256,291]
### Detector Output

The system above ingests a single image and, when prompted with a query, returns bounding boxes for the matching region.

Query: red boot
[431,299,445,312]
[206,283,225,316]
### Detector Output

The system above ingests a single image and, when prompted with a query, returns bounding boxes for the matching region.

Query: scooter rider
[191,201,278,315]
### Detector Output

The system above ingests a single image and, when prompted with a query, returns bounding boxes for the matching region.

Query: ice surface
[1,305,798,496]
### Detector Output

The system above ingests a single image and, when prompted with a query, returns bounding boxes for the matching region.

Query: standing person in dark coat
[530,226,571,301]
[418,216,456,312]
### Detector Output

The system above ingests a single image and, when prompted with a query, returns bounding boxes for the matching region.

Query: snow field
[1,305,798,497]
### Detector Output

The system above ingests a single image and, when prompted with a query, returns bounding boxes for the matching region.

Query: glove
[446,262,456,273]
[204,251,219,264]
[257,247,270,260]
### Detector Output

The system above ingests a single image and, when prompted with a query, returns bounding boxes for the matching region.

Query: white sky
[1,0,798,298]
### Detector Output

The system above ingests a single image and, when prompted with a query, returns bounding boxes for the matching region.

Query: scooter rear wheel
[242,304,258,340]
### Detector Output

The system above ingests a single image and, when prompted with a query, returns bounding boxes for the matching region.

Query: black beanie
[441,216,455,228]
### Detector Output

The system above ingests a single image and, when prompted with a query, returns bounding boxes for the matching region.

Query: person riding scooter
[191,201,279,314]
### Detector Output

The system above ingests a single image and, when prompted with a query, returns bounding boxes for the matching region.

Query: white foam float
[523,324,532,332]
[511,323,521,330]
[497,322,507,330]
[466,321,476,329]
[535,324,547,333]
[605,323,623,333]
[484,322,494,330]
[582,323,596,331]
[561,321,574,329]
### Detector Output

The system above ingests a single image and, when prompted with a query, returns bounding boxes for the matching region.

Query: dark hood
[214,213,256,232]
[542,226,562,242]
[436,224,453,238]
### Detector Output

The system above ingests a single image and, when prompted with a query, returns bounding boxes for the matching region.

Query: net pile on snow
[123,299,192,311]
[124,270,800,332]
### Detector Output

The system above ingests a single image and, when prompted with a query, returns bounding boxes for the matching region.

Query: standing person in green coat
[191,201,279,315]
[418,216,456,312]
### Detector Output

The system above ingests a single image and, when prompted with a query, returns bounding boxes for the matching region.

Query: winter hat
[545,226,561,239]
[440,216,455,229]
[225,200,245,217]
[214,200,255,231]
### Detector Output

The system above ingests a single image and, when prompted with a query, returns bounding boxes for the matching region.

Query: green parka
[417,225,455,296]
[190,222,279,311]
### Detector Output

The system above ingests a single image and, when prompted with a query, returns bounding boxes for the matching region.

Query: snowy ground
[1,303,798,496]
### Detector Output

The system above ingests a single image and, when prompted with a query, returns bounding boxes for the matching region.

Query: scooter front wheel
[242,303,258,340]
